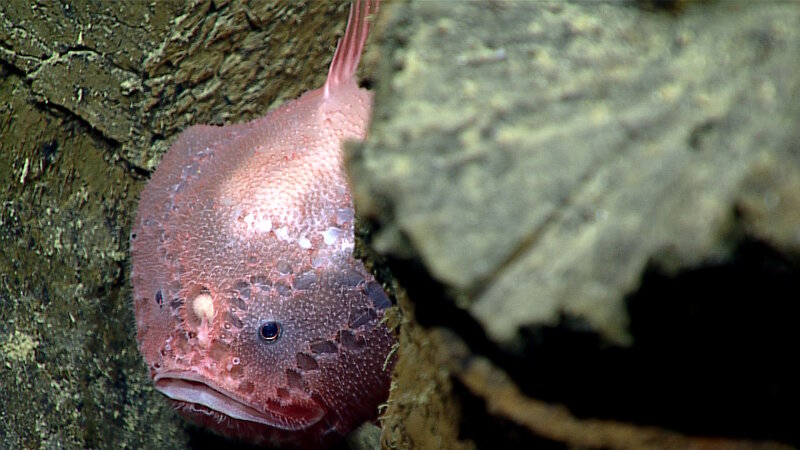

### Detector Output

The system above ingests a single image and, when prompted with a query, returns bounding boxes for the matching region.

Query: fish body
[130,2,392,448]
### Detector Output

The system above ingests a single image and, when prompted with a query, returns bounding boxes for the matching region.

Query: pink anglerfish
[130,1,394,448]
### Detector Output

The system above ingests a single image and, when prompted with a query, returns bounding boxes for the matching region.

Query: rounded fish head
[133,230,394,447]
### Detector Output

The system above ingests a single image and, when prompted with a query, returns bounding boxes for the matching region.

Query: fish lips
[154,371,325,431]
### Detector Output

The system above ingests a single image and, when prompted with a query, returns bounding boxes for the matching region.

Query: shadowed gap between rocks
[387,234,800,447]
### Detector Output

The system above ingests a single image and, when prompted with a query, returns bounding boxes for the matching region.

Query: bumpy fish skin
[130,1,392,448]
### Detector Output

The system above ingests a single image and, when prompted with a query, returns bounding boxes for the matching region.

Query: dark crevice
[387,230,800,446]
[622,239,800,444]
[24,90,154,180]
[452,378,565,450]
[0,58,26,77]
[186,426,263,450]
[60,45,102,55]
[636,0,691,14]
[385,250,544,392]
[4,47,153,179]
[127,161,152,179]
[0,40,48,64]
[29,94,121,146]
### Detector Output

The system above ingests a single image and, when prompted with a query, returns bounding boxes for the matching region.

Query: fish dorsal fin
[324,0,379,98]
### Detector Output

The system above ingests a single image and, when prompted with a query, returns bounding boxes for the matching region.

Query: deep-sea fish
[130,1,393,447]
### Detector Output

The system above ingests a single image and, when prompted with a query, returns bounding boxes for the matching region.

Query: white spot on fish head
[322,227,341,246]
[275,226,290,241]
[255,215,272,233]
[243,213,255,226]
[192,293,214,322]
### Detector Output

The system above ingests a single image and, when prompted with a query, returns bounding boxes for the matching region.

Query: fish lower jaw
[154,372,325,431]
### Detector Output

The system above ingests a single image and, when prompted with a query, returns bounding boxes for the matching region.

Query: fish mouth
[154,371,325,431]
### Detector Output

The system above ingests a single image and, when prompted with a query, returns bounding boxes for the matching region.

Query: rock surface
[0,2,357,449]
[350,0,800,448]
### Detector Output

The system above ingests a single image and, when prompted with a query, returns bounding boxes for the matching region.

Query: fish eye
[259,321,282,342]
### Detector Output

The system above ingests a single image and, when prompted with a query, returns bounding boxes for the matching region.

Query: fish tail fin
[324,0,379,98]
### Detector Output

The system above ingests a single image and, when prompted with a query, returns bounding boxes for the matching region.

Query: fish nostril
[227,357,244,378]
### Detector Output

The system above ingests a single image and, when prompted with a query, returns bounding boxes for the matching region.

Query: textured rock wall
[0,2,351,448]
[352,1,800,448]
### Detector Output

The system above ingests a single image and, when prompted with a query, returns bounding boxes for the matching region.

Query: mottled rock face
[129,1,392,448]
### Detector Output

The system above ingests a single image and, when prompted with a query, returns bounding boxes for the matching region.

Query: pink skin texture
[130,1,393,448]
